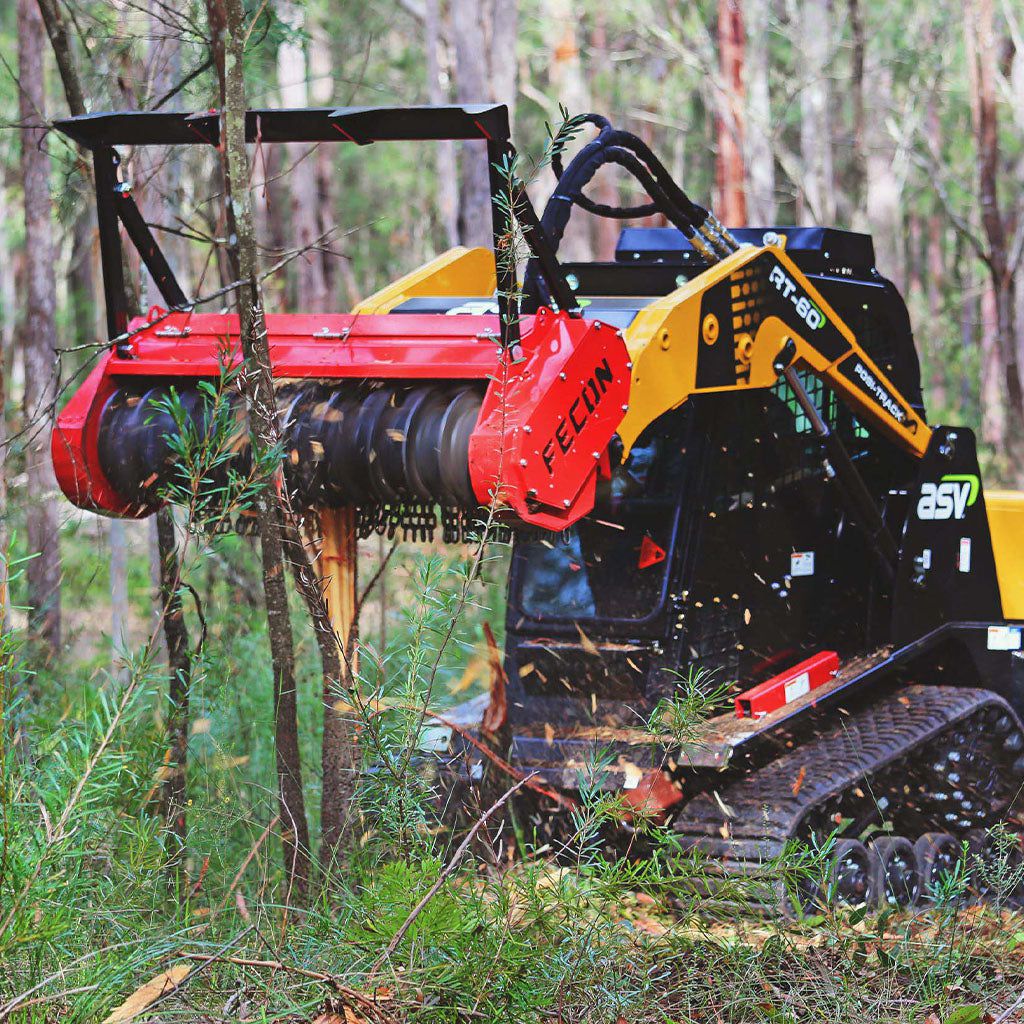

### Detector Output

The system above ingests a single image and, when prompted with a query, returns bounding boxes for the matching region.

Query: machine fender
[892,426,1002,645]
[51,354,144,516]
[467,309,631,530]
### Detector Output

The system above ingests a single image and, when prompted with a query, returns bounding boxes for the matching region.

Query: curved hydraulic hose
[525,114,741,309]
[525,139,717,307]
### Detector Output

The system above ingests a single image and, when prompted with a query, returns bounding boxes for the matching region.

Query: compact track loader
[53,105,1024,911]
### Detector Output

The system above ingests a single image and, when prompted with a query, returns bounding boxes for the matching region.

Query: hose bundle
[524,114,740,309]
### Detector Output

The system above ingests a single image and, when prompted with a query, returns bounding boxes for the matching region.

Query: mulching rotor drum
[96,380,484,511]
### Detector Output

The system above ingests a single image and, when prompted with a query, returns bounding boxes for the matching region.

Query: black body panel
[504,232,927,735]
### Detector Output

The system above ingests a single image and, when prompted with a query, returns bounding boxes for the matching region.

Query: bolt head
[563,499,571,508]
[519,458,528,467]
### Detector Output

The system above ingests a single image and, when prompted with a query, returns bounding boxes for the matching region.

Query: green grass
[2,521,1024,1023]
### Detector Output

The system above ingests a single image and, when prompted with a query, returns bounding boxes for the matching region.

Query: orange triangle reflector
[638,535,666,569]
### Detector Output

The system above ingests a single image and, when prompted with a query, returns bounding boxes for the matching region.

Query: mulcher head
[53,307,631,538]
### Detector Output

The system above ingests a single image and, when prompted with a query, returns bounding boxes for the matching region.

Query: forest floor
[4,530,1024,1023]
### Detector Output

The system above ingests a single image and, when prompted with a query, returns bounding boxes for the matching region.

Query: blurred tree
[18,0,62,654]
[715,0,747,224]
[743,0,775,223]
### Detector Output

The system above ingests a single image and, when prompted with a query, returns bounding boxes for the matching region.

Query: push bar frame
[54,103,579,348]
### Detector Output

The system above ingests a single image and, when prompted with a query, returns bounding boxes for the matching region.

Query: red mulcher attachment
[49,105,632,540]
[52,305,631,536]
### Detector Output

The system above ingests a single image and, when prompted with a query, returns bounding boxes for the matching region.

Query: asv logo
[917,474,980,521]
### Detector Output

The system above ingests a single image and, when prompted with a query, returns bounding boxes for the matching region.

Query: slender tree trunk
[589,13,621,260]
[0,331,9,634]
[967,0,1023,475]
[847,0,866,215]
[425,0,459,249]
[798,0,834,223]
[109,0,133,661]
[743,0,774,224]
[275,3,358,865]
[19,0,62,654]
[109,520,128,667]
[309,19,338,304]
[35,0,86,118]
[156,509,190,891]
[451,0,493,248]
[981,283,1005,446]
[0,178,15,634]
[922,82,948,412]
[716,0,747,225]
[861,62,902,284]
[218,0,313,900]
[488,0,517,117]
[544,0,592,259]
[277,1,330,312]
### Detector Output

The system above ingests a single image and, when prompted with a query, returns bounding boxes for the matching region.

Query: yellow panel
[618,249,758,452]
[986,490,1024,620]
[616,244,932,458]
[352,246,496,315]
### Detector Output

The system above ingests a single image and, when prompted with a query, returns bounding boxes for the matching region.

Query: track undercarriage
[479,683,1024,915]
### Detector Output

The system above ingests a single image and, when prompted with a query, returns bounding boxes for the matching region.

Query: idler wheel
[914,832,962,901]
[827,838,876,907]
[869,836,921,908]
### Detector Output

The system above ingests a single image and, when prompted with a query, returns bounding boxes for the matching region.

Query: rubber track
[674,685,1022,874]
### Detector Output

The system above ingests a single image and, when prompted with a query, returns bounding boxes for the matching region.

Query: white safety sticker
[988,625,1023,651]
[958,537,972,573]
[784,671,811,703]
[791,551,815,577]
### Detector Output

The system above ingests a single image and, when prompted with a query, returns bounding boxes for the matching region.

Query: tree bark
[848,0,866,206]
[275,4,358,867]
[156,508,190,892]
[217,0,335,901]
[0,318,9,634]
[588,12,621,260]
[19,0,62,654]
[109,520,129,670]
[35,0,86,118]
[488,0,518,118]
[217,0,313,901]
[716,0,747,225]
[862,62,902,285]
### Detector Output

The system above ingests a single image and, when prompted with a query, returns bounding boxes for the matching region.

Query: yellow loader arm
[616,244,931,458]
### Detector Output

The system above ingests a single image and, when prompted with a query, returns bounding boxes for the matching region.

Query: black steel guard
[54,104,579,347]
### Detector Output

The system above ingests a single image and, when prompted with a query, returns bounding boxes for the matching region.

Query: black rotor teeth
[96,380,488,541]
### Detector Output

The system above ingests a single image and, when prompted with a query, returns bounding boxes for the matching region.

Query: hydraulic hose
[526,114,742,309]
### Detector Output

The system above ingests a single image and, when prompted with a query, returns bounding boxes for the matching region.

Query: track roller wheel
[915,832,962,901]
[869,836,921,908]
[827,838,876,907]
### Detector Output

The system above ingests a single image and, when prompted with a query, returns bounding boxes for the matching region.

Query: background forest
[1,0,1024,1021]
